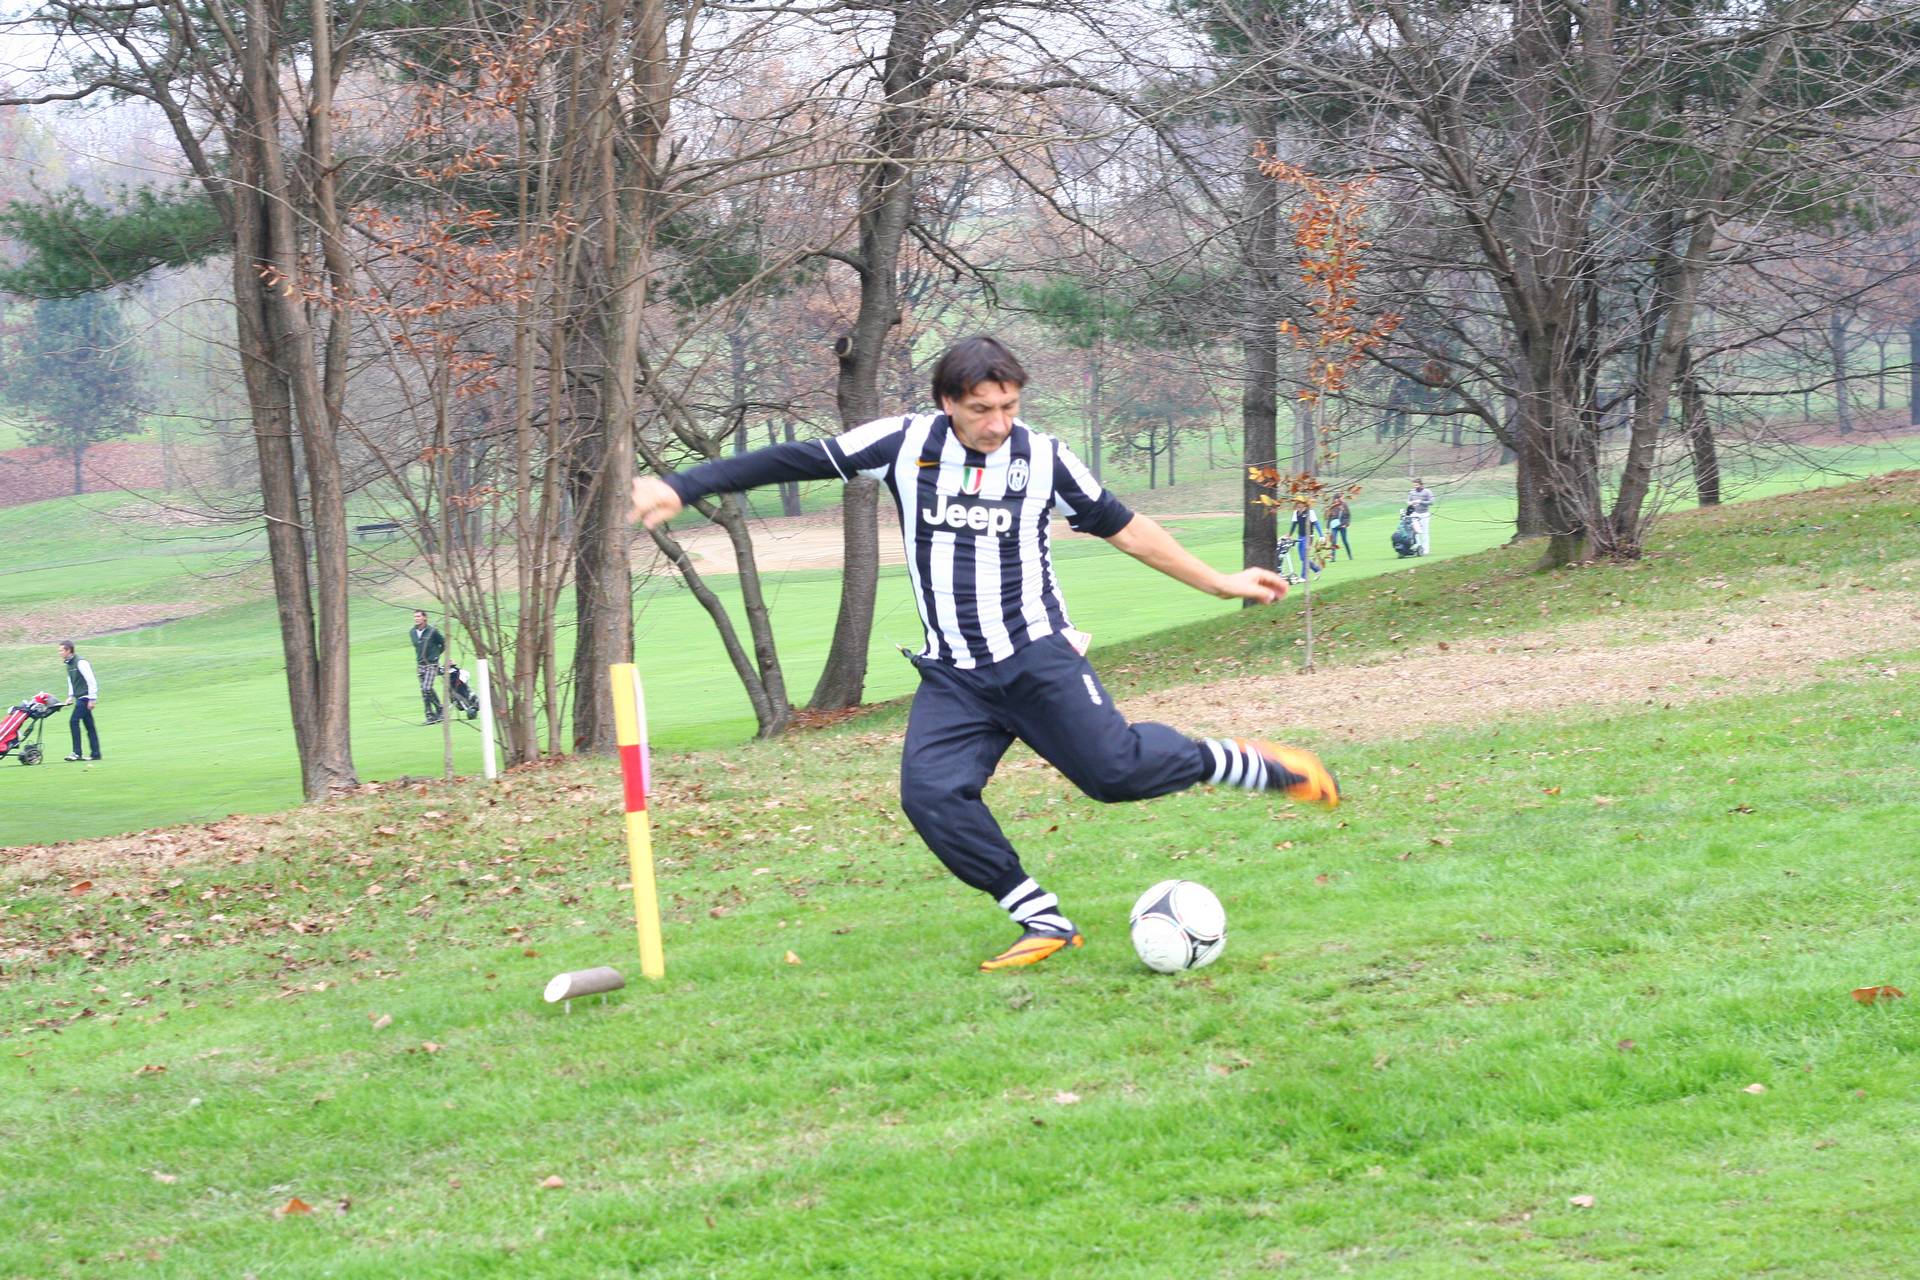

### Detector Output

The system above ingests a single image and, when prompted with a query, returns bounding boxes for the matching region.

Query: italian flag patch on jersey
[961,465,985,495]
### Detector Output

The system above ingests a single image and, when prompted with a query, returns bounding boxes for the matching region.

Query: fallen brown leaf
[1851,985,1905,1005]
[1742,1082,1767,1095]
[277,1197,313,1216]
[69,880,94,894]
[783,950,802,965]
[370,1013,393,1030]
[1568,1194,1596,1209]
[540,1175,565,1189]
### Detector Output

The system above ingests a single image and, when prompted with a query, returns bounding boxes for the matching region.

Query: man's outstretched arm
[630,417,911,528]
[630,438,844,528]
[1105,513,1291,605]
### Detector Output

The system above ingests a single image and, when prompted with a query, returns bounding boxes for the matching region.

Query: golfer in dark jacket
[59,640,101,761]
[410,611,446,724]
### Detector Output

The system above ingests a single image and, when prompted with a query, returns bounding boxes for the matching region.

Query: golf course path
[1121,579,1919,745]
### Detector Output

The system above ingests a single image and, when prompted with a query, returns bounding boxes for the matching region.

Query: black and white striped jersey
[662,413,1134,668]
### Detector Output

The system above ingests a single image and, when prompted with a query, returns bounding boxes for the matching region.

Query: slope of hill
[2,473,1917,1278]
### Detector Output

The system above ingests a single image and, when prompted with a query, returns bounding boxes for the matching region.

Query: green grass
[2,534,1917,1275]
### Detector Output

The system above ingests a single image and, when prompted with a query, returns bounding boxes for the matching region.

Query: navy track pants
[899,633,1206,902]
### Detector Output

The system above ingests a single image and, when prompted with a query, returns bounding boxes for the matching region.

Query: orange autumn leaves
[1258,153,1401,407]
[1249,152,1398,519]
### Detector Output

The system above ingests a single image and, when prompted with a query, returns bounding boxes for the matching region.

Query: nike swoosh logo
[917,459,939,468]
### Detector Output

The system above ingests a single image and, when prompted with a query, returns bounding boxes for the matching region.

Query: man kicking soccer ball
[630,336,1339,971]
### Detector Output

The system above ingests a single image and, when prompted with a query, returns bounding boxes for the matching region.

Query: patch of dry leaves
[0,602,212,646]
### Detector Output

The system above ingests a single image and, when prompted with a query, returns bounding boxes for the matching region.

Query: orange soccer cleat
[1240,740,1341,808]
[980,929,1085,972]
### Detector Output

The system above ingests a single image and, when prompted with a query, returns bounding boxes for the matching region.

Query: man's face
[58,645,72,661]
[941,380,1021,453]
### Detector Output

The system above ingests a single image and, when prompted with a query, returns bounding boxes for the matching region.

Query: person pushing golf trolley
[630,336,1341,972]
[409,610,479,726]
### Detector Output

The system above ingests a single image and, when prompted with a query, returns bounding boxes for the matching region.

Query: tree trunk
[1086,355,1104,482]
[222,28,325,797]
[1828,310,1853,435]
[1290,399,1315,475]
[246,0,357,796]
[571,0,667,753]
[1874,332,1889,409]
[729,325,750,459]
[711,495,791,735]
[1680,345,1719,507]
[777,421,802,515]
[810,1,938,711]
[812,478,882,709]
[1514,350,1595,567]
[1909,315,1920,426]
[1167,424,1176,487]
[70,445,84,495]
[1239,107,1281,593]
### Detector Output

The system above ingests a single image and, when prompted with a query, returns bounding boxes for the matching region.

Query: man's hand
[630,476,683,528]
[1108,514,1292,603]
[1214,567,1290,605]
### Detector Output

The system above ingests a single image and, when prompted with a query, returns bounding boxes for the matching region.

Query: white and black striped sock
[997,877,1075,936]
[1198,739,1300,791]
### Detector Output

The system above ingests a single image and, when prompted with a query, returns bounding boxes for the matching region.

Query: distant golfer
[630,336,1339,971]
[410,610,446,725]
[1326,494,1353,561]
[1280,498,1324,582]
[1406,478,1435,555]
[58,640,100,761]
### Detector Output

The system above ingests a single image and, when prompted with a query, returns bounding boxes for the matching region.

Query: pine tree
[1,294,143,494]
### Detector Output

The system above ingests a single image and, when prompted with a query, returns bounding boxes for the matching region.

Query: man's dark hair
[60,640,75,654]
[930,336,1027,405]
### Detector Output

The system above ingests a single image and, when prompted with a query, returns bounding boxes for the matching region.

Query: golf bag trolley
[0,692,59,766]
[420,662,481,720]
[445,663,480,719]
[1391,506,1419,558]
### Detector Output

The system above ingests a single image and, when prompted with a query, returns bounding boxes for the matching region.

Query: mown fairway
[3,435,1917,846]
[1,471,1916,1278]
[0,467,1523,846]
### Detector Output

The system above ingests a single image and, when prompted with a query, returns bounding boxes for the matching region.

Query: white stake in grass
[476,658,497,781]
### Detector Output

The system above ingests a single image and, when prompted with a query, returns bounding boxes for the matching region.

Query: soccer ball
[1129,879,1226,973]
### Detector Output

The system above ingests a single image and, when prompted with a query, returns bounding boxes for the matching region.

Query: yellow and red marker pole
[610,664,665,980]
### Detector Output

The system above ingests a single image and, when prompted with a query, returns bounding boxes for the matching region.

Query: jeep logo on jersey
[1007,457,1030,493]
[922,491,1018,537]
